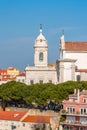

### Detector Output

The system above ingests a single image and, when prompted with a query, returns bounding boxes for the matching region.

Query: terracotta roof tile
[18,72,25,76]
[76,69,87,72]
[0,111,26,121]
[7,67,19,71]
[22,115,50,123]
[0,70,7,74]
[65,42,87,51]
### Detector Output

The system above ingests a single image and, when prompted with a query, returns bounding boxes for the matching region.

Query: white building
[16,72,25,83]
[0,111,51,130]
[25,27,87,84]
[58,34,87,83]
[25,27,58,85]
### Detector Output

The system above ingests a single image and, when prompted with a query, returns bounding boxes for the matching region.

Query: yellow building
[7,67,19,78]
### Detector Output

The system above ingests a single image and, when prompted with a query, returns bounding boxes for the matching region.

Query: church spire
[62,29,64,35]
[40,24,42,34]
[60,29,65,51]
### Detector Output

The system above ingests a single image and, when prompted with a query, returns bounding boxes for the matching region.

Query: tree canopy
[0,80,87,108]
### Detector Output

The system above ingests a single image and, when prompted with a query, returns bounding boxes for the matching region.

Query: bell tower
[34,25,48,67]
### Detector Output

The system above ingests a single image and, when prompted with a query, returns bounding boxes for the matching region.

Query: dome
[34,28,48,48]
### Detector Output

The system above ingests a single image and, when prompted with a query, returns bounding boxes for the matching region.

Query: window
[22,79,24,82]
[30,80,34,85]
[40,39,42,42]
[23,123,25,127]
[80,128,83,130]
[64,126,69,130]
[39,80,43,83]
[49,80,52,83]
[84,98,86,103]
[70,108,72,113]
[39,52,43,61]
[81,108,83,114]
[77,75,80,81]
[80,108,87,114]
[84,108,86,114]
[18,79,20,82]
[67,107,69,113]
[73,108,75,113]
[70,127,73,130]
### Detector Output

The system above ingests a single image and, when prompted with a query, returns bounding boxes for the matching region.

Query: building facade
[25,27,58,85]
[60,89,87,130]
[7,67,19,78]
[25,27,87,85]
[58,35,87,83]
[16,72,25,83]
[0,67,20,84]
[0,110,59,130]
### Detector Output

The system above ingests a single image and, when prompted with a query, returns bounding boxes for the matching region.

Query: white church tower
[25,26,58,85]
[34,25,48,67]
[57,33,76,83]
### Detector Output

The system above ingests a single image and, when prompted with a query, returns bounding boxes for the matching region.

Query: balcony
[60,120,87,127]
[61,110,87,117]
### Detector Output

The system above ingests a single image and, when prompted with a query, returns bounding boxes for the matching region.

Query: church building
[25,27,58,85]
[25,27,87,85]
[58,34,87,83]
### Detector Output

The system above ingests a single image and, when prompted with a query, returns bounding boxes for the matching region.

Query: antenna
[40,24,42,29]
[40,24,42,33]
[62,29,64,35]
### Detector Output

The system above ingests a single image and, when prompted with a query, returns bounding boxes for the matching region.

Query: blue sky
[0,0,87,70]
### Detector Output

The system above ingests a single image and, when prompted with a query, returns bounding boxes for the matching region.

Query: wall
[16,76,25,83]
[25,67,58,84]
[64,52,87,69]
[63,62,72,82]
[0,120,49,130]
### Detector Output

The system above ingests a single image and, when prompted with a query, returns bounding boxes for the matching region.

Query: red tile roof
[22,115,50,123]
[0,70,7,74]
[7,67,19,71]
[76,69,87,72]
[0,111,26,121]
[65,42,87,51]
[18,72,25,76]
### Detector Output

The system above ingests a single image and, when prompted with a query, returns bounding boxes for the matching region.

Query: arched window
[39,52,43,61]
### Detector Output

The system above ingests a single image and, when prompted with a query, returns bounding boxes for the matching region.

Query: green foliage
[60,115,66,122]
[49,124,52,130]
[0,81,87,108]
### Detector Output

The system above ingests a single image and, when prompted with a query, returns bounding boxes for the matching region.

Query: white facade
[34,28,48,67]
[0,120,27,130]
[59,34,87,82]
[25,66,58,84]
[0,119,50,130]
[57,59,76,82]
[16,75,25,83]
[25,28,87,84]
[25,27,58,85]
[64,52,87,69]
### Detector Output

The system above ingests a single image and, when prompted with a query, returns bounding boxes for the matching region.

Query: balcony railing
[60,121,87,127]
[61,110,87,117]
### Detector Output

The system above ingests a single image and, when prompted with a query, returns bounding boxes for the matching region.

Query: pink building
[60,89,87,130]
